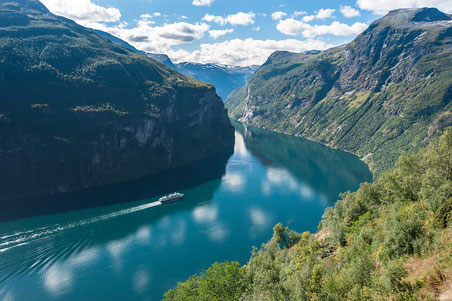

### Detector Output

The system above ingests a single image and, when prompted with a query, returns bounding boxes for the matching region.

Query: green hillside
[0,0,234,201]
[227,8,452,176]
[165,128,452,300]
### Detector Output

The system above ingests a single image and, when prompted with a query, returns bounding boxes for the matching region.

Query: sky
[39,0,452,66]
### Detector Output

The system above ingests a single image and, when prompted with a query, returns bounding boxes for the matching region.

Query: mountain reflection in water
[0,122,371,301]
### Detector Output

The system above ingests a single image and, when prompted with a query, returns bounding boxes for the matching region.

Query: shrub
[164,261,247,301]
[383,203,426,258]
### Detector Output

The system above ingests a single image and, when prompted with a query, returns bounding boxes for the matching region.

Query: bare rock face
[0,0,234,201]
[227,8,451,175]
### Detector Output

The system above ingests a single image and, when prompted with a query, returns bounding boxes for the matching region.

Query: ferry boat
[159,192,184,204]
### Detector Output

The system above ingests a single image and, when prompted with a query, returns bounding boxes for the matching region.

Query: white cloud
[40,0,121,25]
[209,29,234,39]
[277,18,368,38]
[86,13,326,67]
[140,12,162,19]
[202,12,256,26]
[252,26,261,31]
[90,20,209,53]
[340,6,361,17]
[302,8,336,22]
[39,0,360,68]
[202,14,224,24]
[294,11,308,16]
[192,0,214,6]
[316,8,336,18]
[356,0,452,14]
[303,15,316,22]
[225,12,256,26]
[271,11,287,20]
[140,14,152,19]
[168,38,334,67]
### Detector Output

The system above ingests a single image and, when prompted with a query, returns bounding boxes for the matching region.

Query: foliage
[225,8,452,177]
[0,0,234,201]
[165,129,452,300]
[164,261,247,301]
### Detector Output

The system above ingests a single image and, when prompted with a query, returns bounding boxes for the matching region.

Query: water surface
[0,122,371,300]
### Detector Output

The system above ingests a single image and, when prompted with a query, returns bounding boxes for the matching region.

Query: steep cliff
[0,0,234,201]
[227,8,451,175]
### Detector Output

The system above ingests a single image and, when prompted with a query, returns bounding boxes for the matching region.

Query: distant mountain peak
[226,7,451,176]
[411,7,451,22]
[373,7,451,28]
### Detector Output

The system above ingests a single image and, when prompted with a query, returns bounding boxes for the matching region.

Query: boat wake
[0,200,162,283]
[0,200,162,253]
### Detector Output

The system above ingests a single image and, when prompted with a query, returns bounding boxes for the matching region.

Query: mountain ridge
[93,29,257,100]
[0,0,234,201]
[227,7,452,175]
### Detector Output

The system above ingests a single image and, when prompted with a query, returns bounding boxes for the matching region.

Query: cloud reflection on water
[234,131,248,157]
[262,167,320,202]
[171,220,186,245]
[192,204,218,224]
[222,172,246,192]
[43,263,73,296]
[133,268,151,295]
[1,123,371,301]
[249,207,272,238]
[207,222,229,242]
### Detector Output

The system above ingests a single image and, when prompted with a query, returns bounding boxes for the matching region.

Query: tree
[164,261,247,301]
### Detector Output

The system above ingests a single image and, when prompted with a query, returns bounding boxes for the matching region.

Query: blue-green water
[0,122,371,300]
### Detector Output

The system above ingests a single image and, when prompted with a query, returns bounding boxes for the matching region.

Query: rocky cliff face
[0,0,234,201]
[227,8,451,175]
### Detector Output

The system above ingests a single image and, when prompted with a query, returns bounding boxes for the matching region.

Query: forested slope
[0,0,234,201]
[227,8,452,175]
[165,128,452,300]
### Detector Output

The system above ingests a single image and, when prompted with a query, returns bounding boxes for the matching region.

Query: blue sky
[40,0,451,66]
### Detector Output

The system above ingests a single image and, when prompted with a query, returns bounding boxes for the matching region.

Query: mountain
[146,53,178,69]
[135,52,258,101]
[226,8,452,175]
[91,31,256,100]
[174,62,257,100]
[93,29,145,54]
[0,0,234,201]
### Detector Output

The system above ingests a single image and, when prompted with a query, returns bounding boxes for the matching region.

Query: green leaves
[226,11,451,178]
[164,262,247,301]
[166,129,452,300]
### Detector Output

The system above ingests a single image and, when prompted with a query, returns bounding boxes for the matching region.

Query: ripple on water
[0,200,162,283]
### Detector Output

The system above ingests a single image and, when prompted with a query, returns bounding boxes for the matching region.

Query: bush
[165,129,452,300]
[164,261,247,301]
[383,260,408,292]
[434,197,452,228]
[383,203,426,258]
